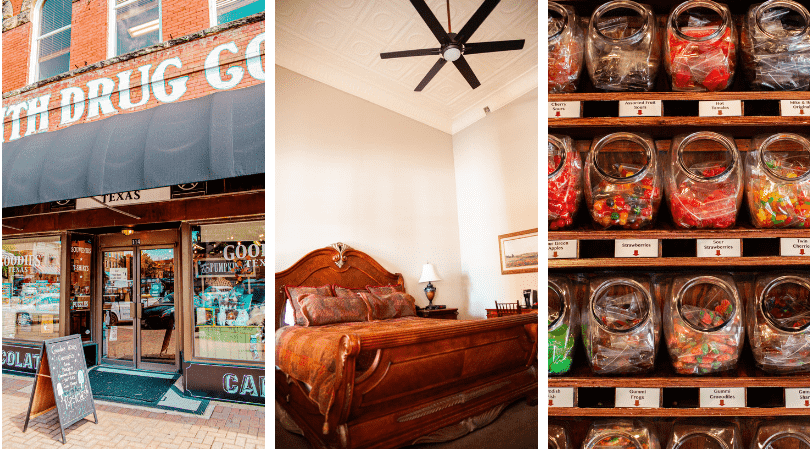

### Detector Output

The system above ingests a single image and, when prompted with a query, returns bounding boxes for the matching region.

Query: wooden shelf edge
[549,228,810,240]
[549,377,810,388]
[549,257,809,269]
[549,116,810,127]
[548,407,810,417]
[549,91,810,102]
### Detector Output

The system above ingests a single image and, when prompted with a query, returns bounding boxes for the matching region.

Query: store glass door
[101,246,175,371]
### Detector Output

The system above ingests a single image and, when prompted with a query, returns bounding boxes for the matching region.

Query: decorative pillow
[333,285,368,298]
[285,285,333,326]
[366,284,406,296]
[359,292,417,320]
[299,294,369,327]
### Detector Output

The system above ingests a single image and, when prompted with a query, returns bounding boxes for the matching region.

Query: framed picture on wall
[498,228,538,275]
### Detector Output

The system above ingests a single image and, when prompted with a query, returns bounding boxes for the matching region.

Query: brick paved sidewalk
[2,374,265,449]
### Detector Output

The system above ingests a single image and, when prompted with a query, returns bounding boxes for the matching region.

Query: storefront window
[192,221,264,362]
[70,237,92,341]
[2,237,62,341]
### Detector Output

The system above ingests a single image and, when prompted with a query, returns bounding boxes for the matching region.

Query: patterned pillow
[285,285,333,326]
[299,294,369,326]
[360,292,417,320]
[366,284,406,296]
[333,285,368,298]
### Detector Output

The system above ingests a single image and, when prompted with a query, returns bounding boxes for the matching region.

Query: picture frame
[498,228,538,275]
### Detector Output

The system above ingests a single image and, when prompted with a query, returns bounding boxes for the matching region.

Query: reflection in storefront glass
[192,221,264,362]
[2,237,62,341]
[70,238,92,341]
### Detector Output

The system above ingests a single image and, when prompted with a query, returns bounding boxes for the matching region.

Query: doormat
[88,367,208,415]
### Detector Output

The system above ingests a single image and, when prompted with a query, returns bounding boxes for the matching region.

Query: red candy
[549,146,582,230]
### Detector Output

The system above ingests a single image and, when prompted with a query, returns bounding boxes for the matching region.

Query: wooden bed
[275,243,538,449]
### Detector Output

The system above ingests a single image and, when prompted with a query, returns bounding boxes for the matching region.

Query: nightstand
[416,308,458,320]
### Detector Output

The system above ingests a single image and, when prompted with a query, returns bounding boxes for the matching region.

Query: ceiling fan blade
[455,0,501,44]
[380,48,441,59]
[464,40,525,55]
[415,58,447,91]
[452,55,481,89]
[410,0,450,45]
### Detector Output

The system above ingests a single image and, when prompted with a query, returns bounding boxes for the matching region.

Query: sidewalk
[2,374,265,449]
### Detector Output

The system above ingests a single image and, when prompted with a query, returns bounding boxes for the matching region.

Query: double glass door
[101,246,176,371]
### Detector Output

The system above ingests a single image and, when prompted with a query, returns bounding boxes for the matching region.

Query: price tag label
[548,102,581,118]
[699,388,745,408]
[619,100,662,117]
[548,240,577,259]
[781,238,810,256]
[699,100,742,117]
[548,387,575,408]
[696,239,741,257]
[785,388,810,409]
[616,388,660,408]
[780,100,810,117]
[615,239,659,258]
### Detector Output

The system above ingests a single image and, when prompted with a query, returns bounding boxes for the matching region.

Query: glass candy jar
[549,135,583,230]
[583,420,660,449]
[746,133,810,228]
[585,132,662,229]
[583,275,659,374]
[549,423,570,449]
[549,2,585,93]
[752,420,810,448]
[549,275,578,375]
[664,274,744,375]
[665,132,743,229]
[667,419,743,449]
[666,0,737,91]
[586,0,661,91]
[748,273,810,373]
[742,0,810,90]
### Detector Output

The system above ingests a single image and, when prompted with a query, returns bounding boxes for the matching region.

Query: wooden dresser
[486,307,538,319]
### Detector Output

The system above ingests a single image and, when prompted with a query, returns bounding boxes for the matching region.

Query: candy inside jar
[746,133,810,228]
[583,420,660,449]
[549,2,585,94]
[666,0,737,91]
[666,132,743,229]
[749,274,810,373]
[549,135,583,230]
[585,133,662,229]
[548,276,578,375]
[665,275,744,375]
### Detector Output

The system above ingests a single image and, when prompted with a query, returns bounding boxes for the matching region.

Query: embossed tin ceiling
[276,0,538,134]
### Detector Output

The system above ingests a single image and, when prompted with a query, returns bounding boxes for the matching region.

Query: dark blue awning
[3,83,264,208]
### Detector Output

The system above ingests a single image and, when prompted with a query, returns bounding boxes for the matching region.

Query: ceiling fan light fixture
[443,47,461,62]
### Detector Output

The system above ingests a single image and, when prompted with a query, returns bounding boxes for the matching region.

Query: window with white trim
[113,0,161,56]
[35,0,72,81]
[215,0,263,25]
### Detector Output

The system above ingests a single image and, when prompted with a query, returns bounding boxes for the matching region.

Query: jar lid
[591,132,655,184]
[755,0,810,42]
[676,132,737,183]
[548,2,570,42]
[674,432,728,449]
[548,279,566,329]
[549,135,567,180]
[591,279,651,333]
[670,0,731,43]
[762,430,810,449]
[592,0,650,44]
[760,275,810,333]
[758,133,810,183]
[676,276,738,332]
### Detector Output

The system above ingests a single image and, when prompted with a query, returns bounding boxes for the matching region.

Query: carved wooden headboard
[275,243,404,329]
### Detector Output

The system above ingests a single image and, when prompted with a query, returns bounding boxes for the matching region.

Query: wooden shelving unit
[549,0,810,447]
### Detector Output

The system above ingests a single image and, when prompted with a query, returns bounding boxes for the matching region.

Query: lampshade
[419,263,441,283]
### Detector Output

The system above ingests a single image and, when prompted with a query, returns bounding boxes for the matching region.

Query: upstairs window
[215,0,263,25]
[113,0,161,56]
[35,0,72,81]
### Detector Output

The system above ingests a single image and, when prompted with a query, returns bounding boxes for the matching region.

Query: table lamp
[419,263,441,310]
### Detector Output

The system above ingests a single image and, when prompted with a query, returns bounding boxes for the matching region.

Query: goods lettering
[223,243,264,260]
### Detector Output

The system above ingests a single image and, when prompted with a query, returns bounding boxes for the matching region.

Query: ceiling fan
[381,0,525,91]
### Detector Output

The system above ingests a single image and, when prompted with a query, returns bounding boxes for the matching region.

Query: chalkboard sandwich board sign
[23,335,97,444]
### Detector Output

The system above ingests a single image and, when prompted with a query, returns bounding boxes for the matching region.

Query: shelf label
[548,240,577,259]
[619,100,662,117]
[548,387,575,408]
[615,239,658,258]
[696,239,741,257]
[786,388,810,409]
[699,100,742,117]
[699,388,745,408]
[615,388,660,408]
[781,238,810,256]
[780,100,810,117]
[548,101,581,119]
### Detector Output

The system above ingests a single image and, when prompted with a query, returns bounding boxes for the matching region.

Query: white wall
[452,88,539,319]
[275,66,464,311]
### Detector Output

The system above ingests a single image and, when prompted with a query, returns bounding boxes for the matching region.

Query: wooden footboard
[277,313,538,448]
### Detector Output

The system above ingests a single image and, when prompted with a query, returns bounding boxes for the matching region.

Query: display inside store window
[1,238,62,341]
[549,275,578,375]
[70,238,92,341]
[582,419,660,449]
[193,221,264,362]
[548,2,585,94]
[741,0,810,91]
[549,134,583,230]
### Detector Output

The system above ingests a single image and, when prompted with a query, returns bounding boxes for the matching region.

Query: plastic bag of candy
[549,135,583,230]
[747,273,810,373]
[746,133,810,228]
[549,2,585,94]
[583,275,659,374]
[583,420,660,449]
[549,275,578,375]
[667,419,743,448]
[751,419,810,448]
[664,274,744,375]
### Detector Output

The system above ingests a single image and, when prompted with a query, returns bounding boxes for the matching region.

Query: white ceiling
[275,0,538,134]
